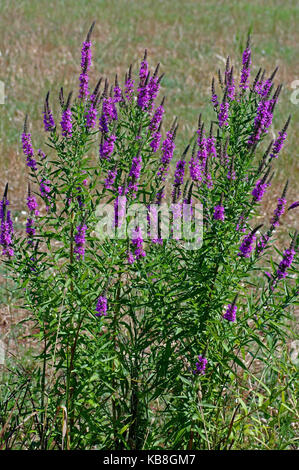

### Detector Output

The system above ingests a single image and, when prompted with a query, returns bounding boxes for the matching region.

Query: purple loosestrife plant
[2,26,298,451]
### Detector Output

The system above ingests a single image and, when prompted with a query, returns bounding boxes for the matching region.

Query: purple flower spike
[22,133,37,171]
[239,44,251,91]
[43,92,55,131]
[128,155,142,198]
[238,226,262,258]
[104,168,117,189]
[223,303,237,322]
[158,131,176,180]
[172,158,186,200]
[288,201,299,211]
[193,355,208,375]
[74,223,87,260]
[95,295,108,317]
[86,104,97,129]
[150,131,161,153]
[218,101,229,128]
[61,107,72,138]
[248,99,273,146]
[81,40,92,71]
[99,97,118,133]
[270,197,286,228]
[0,195,14,257]
[252,178,269,202]
[26,217,35,244]
[270,117,290,159]
[99,134,116,160]
[277,247,296,280]
[132,226,146,260]
[213,205,225,221]
[149,102,164,133]
[139,52,148,85]
[137,83,150,110]
[79,32,93,99]
[125,77,135,102]
[27,193,39,217]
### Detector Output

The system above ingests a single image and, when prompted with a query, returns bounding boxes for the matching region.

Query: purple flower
[27,194,39,216]
[61,108,72,138]
[74,224,87,260]
[127,251,135,265]
[79,72,89,100]
[125,77,135,102]
[254,79,272,97]
[277,247,296,280]
[139,56,148,85]
[239,46,251,91]
[248,100,273,146]
[104,168,117,189]
[158,131,176,180]
[172,159,186,199]
[193,355,208,375]
[43,93,55,131]
[81,40,92,71]
[39,178,51,207]
[0,197,9,221]
[213,205,225,221]
[86,104,97,129]
[288,201,299,211]
[149,103,164,133]
[137,84,150,110]
[270,130,287,159]
[211,93,218,108]
[26,217,35,244]
[256,233,269,255]
[79,40,92,99]
[270,198,286,228]
[223,303,237,322]
[132,226,146,260]
[150,131,161,153]
[99,97,118,133]
[113,85,123,103]
[148,76,160,105]
[206,135,217,159]
[22,133,37,171]
[218,101,229,128]
[252,178,269,202]
[99,134,116,160]
[95,295,108,317]
[38,149,46,160]
[238,230,258,258]
[128,155,142,197]
[189,157,202,182]
[236,214,247,233]
[0,204,14,258]
[211,77,218,109]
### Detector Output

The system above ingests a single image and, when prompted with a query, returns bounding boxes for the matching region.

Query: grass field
[0,0,298,186]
